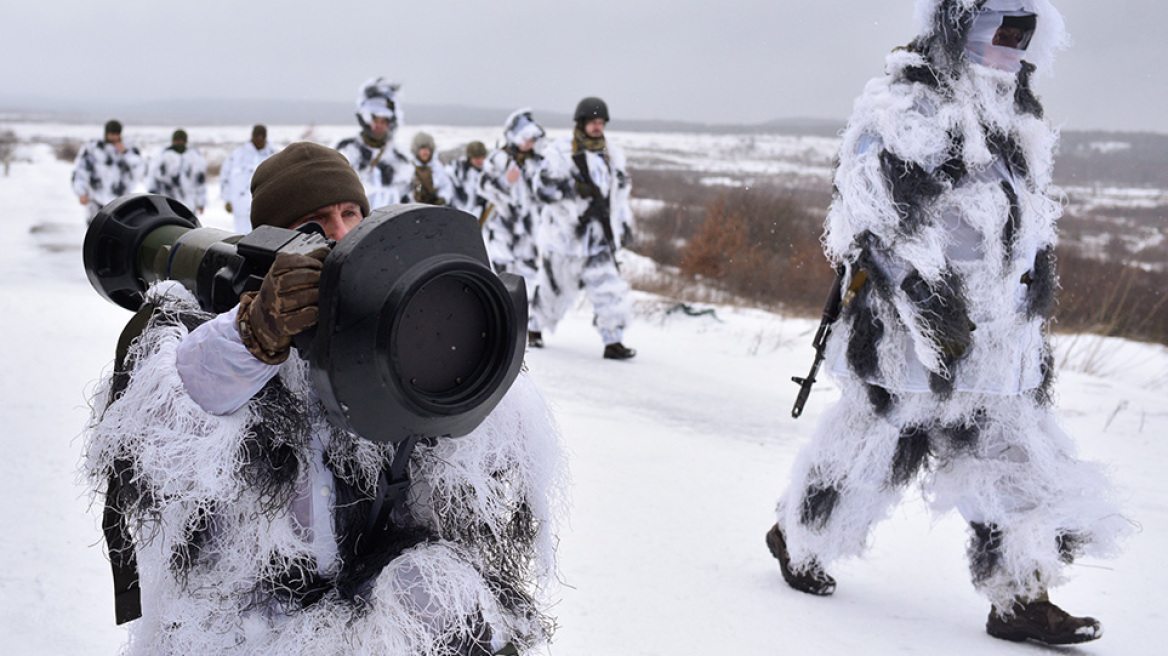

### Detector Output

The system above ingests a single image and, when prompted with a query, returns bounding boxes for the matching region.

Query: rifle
[791,267,855,418]
[572,151,620,268]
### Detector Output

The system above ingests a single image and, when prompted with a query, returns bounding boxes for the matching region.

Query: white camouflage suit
[335,77,413,210]
[479,111,551,330]
[774,0,1129,612]
[72,137,146,221]
[449,156,487,218]
[335,135,413,210]
[220,140,276,233]
[531,134,634,346]
[147,144,207,214]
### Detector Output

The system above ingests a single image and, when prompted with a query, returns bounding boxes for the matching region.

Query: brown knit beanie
[250,142,370,230]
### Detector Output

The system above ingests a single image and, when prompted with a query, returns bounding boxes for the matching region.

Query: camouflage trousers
[531,249,631,344]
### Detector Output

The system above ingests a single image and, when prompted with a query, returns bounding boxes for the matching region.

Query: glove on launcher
[237,248,329,365]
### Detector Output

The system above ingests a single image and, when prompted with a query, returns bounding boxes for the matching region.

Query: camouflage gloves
[236,247,330,364]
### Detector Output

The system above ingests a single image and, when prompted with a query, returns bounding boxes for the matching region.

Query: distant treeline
[1055,131,1168,189]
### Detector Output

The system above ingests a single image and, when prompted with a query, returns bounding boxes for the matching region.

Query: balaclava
[911,0,1066,76]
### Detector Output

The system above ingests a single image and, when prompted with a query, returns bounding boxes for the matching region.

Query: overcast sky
[4,0,1165,133]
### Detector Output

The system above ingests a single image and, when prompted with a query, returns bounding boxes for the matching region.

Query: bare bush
[0,129,15,175]
[675,187,835,313]
[54,138,81,162]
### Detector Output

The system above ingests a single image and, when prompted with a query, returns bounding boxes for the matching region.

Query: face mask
[965,11,1037,73]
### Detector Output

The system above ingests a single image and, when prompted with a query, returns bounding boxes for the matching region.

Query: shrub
[675,187,835,313]
[54,138,81,162]
[0,129,15,175]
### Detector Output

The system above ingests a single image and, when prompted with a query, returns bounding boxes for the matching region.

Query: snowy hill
[0,134,1163,654]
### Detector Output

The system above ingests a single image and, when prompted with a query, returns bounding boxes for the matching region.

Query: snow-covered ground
[1,134,1164,654]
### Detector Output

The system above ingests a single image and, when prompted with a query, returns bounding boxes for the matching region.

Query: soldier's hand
[236,247,330,364]
[225,202,233,213]
[79,194,89,205]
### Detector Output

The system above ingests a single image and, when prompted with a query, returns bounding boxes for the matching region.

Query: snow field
[0,131,1163,654]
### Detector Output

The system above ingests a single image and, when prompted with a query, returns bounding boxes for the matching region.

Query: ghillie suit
[774,0,1129,614]
[85,283,566,655]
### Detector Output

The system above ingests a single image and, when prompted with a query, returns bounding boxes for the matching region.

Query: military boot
[527,331,543,348]
[765,523,836,596]
[603,342,636,360]
[986,593,1102,645]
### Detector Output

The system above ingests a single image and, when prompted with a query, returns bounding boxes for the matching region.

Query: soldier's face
[584,118,606,139]
[371,117,391,137]
[105,133,122,145]
[252,136,267,150]
[471,156,485,170]
[289,202,364,241]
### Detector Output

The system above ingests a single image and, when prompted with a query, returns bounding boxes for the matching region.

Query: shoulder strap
[103,302,157,624]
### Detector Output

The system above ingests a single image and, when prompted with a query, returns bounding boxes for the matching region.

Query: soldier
[449,141,489,219]
[71,119,146,223]
[146,129,207,214]
[84,143,564,655]
[220,124,276,234]
[407,131,454,205]
[478,110,550,344]
[766,0,1129,645]
[531,98,636,359]
[334,76,412,209]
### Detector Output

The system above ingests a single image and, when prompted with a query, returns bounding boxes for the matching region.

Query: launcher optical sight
[83,194,527,444]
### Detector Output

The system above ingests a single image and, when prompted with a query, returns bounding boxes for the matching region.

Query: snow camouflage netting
[84,283,567,655]
[775,0,1131,612]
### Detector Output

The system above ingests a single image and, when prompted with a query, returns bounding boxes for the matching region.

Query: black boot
[765,523,836,596]
[603,342,636,360]
[527,331,543,348]
[986,594,1102,645]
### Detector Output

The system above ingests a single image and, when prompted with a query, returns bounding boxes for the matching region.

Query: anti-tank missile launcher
[83,193,527,444]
